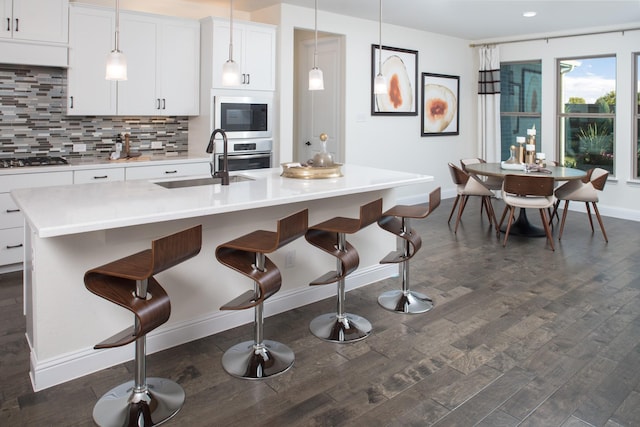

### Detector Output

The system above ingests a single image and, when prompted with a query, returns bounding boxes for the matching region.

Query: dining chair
[460,158,503,192]
[448,162,497,233]
[553,167,609,242]
[499,174,556,251]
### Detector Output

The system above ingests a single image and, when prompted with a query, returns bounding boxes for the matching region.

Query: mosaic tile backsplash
[0,65,189,159]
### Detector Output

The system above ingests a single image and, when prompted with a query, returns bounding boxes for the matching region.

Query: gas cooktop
[0,156,69,168]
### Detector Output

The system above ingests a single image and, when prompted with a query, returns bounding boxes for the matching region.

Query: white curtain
[477,46,501,162]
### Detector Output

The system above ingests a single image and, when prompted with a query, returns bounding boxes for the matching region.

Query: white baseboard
[29,263,397,391]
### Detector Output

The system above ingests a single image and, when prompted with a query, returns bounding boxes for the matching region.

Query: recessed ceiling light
[523,11,537,18]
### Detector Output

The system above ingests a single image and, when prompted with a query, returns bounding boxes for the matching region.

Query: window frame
[556,54,616,174]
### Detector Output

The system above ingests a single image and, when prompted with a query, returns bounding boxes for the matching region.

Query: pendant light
[222,0,241,86]
[373,0,387,94]
[308,0,324,91]
[105,0,127,81]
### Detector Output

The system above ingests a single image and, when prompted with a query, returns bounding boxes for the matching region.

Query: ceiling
[221,0,640,42]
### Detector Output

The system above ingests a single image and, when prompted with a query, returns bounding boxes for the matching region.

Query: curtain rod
[469,26,640,48]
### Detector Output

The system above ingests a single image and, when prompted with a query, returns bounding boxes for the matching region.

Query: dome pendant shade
[309,67,324,91]
[105,50,127,81]
[222,59,241,86]
[374,73,387,94]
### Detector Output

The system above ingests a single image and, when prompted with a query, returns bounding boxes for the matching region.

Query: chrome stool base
[309,312,372,343]
[378,289,433,314]
[93,378,185,427]
[222,340,295,379]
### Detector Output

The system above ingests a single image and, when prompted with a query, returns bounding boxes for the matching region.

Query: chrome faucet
[206,128,229,185]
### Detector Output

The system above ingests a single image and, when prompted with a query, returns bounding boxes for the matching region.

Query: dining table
[464,162,587,237]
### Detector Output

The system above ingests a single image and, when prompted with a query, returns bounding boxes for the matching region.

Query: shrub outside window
[558,56,615,174]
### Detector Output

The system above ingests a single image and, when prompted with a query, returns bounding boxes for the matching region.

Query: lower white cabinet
[125,162,210,180]
[0,170,73,270]
[1,160,210,269]
[74,168,125,184]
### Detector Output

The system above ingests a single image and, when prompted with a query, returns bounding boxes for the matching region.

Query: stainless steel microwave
[213,95,273,139]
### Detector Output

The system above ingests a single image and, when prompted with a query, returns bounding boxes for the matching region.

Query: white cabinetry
[0,0,68,42]
[73,168,125,184]
[118,12,199,116]
[0,171,73,270]
[202,17,275,91]
[125,161,210,180]
[67,4,199,116]
[67,4,116,115]
[0,0,68,67]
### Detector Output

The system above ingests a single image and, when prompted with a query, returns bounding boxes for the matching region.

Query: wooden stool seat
[377,188,441,314]
[216,209,308,379]
[305,198,382,343]
[84,225,202,427]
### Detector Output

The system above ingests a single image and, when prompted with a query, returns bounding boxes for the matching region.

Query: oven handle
[223,153,271,160]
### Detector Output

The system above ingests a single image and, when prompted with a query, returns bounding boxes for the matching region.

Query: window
[500,62,542,161]
[635,53,640,178]
[558,56,615,173]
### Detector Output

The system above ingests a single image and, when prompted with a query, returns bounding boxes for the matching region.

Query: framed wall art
[421,72,459,136]
[371,45,418,116]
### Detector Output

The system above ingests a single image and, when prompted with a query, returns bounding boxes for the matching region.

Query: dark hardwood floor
[1,197,640,426]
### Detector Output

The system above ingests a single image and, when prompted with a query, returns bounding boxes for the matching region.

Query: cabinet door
[242,24,275,91]
[0,0,12,40]
[67,5,116,115]
[210,20,242,90]
[118,14,158,115]
[157,20,199,116]
[12,0,68,43]
[211,20,275,91]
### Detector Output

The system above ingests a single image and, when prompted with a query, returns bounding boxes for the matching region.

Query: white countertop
[12,164,433,238]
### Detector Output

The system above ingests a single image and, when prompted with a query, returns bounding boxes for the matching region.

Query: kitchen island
[11,164,433,391]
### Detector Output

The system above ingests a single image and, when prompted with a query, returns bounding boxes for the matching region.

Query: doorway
[294,31,344,164]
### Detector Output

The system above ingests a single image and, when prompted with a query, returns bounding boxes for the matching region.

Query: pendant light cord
[114,0,120,51]
[313,0,318,68]
[378,0,382,72]
[229,0,234,61]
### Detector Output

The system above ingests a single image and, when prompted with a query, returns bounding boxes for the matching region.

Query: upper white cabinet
[0,0,68,43]
[118,13,199,116]
[67,4,199,116]
[67,4,116,115]
[202,17,275,91]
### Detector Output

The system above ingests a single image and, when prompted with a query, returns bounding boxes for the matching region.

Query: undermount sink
[155,175,254,189]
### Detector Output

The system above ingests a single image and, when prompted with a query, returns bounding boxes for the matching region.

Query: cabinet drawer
[0,171,73,192]
[0,228,24,265]
[74,168,125,184]
[0,193,23,229]
[125,162,210,180]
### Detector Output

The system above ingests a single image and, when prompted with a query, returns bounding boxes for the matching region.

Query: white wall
[277,4,473,204]
[498,31,640,220]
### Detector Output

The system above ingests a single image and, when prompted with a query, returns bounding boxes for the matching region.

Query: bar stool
[305,198,382,343]
[84,225,202,427]
[377,187,441,314]
[216,209,308,379]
